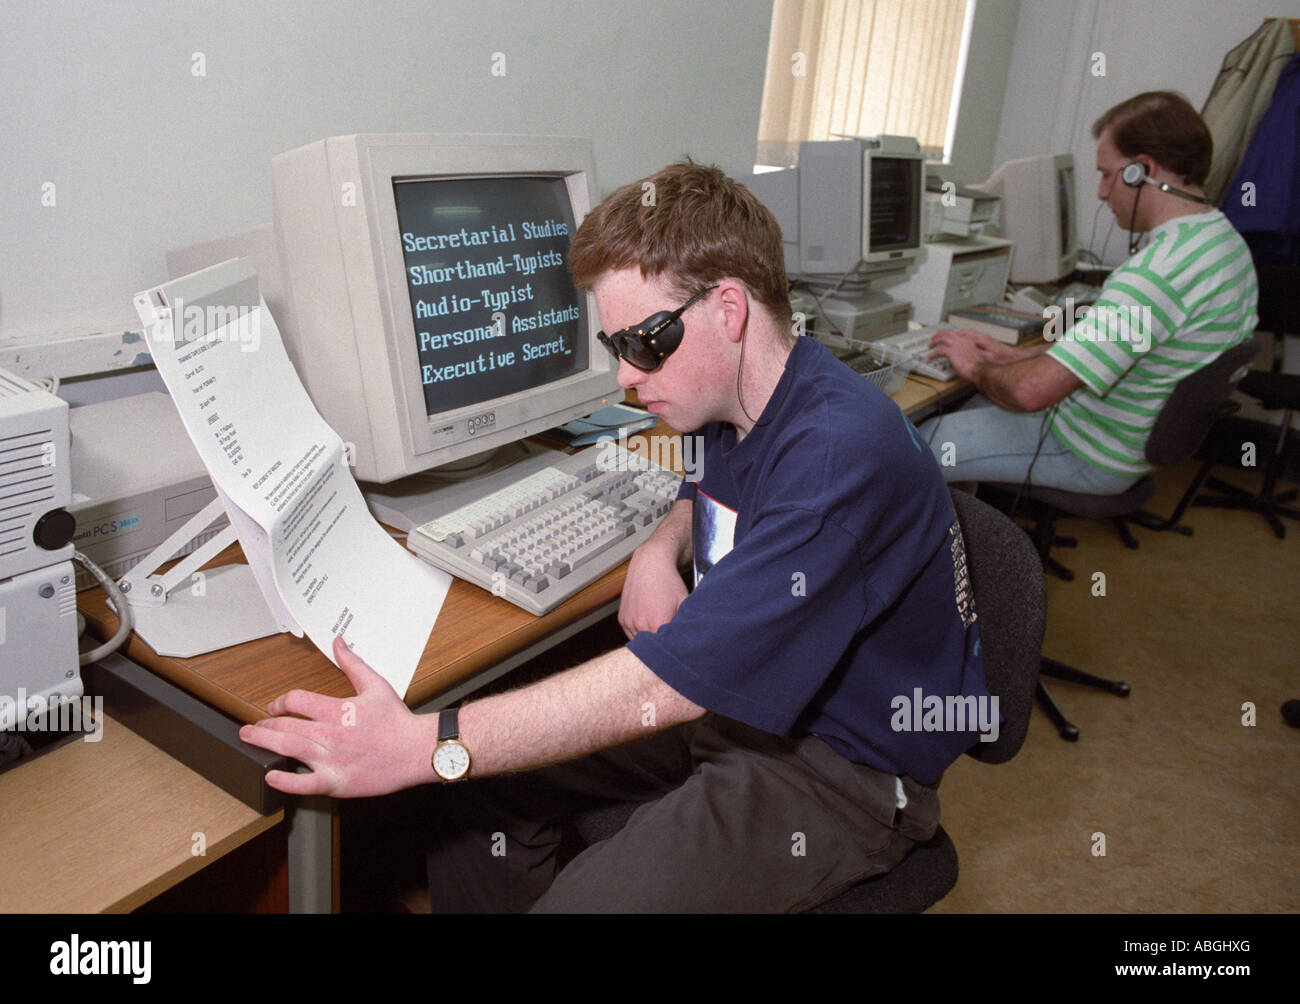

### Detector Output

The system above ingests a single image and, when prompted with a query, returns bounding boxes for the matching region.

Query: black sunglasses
[596,285,718,372]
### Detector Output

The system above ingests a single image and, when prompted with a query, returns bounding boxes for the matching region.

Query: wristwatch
[431,707,472,782]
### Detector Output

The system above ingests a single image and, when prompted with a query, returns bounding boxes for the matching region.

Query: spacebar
[567,527,633,570]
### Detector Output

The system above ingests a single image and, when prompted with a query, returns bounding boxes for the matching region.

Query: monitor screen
[392,175,589,418]
[1057,165,1075,258]
[869,155,922,253]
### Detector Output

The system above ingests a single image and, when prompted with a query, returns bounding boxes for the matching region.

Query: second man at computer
[918,91,1257,492]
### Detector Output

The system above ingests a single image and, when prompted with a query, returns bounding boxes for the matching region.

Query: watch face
[433,740,470,780]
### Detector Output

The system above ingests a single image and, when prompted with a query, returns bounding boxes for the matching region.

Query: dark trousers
[424,714,940,913]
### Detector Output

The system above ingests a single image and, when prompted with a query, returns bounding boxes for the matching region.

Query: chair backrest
[950,489,1044,764]
[1256,264,1300,337]
[1144,335,1263,468]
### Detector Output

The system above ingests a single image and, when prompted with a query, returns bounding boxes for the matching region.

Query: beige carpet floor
[931,460,1299,913]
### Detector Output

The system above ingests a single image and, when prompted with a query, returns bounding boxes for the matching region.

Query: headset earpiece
[1120,160,1214,206]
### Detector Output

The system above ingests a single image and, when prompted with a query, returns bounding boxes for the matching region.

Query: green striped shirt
[1046,210,1258,476]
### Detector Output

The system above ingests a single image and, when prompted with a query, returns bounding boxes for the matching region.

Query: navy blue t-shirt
[627,337,989,785]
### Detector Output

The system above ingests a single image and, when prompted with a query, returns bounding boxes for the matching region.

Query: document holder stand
[115,498,282,657]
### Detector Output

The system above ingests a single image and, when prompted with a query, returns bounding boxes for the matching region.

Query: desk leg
[287,795,335,914]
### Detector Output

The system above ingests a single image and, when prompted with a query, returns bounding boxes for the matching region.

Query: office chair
[1192,264,1300,538]
[571,488,1045,913]
[980,335,1264,582]
[978,335,1262,740]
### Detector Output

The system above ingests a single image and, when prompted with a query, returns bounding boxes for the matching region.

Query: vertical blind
[757,0,970,166]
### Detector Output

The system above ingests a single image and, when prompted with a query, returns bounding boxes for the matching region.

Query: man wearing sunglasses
[242,161,988,913]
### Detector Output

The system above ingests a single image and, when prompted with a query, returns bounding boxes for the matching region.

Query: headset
[1119,160,1213,256]
[1120,161,1214,205]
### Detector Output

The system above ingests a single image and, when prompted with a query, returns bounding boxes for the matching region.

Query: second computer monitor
[743,136,925,285]
[975,152,1079,284]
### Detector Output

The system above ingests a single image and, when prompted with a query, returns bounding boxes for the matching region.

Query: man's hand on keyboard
[239,636,436,798]
[927,328,1016,380]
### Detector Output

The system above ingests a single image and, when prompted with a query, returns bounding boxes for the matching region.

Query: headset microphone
[1121,162,1213,205]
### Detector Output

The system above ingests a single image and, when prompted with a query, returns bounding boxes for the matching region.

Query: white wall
[0,0,774,349]
[947,0,1021,183]
[994,0,1292,264]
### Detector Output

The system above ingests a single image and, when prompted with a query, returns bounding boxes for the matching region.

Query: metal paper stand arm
[118,498,237,605]
[114,497,282,657]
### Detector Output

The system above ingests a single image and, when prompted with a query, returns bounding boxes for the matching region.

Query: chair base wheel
[1036,680,1081,741]
[1195,476,1300,541]
[1045,556,1074,581]
[1037,661,1130,741]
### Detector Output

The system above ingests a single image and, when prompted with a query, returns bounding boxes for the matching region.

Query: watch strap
[438,706,460,742]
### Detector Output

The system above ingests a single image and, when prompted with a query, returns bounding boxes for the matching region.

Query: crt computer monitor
[740,136,924,341]
[742,136,925,287]
[974,152,1079,284]
[270,134,618,487]
[171,133,619,502]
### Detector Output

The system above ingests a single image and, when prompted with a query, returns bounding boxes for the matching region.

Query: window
[756,0,972,167]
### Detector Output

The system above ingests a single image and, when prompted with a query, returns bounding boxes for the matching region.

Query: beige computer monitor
[173,133,619,488]
[974,152,1079,284]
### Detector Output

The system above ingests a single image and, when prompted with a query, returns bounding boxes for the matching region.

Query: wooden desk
[0,713,283,912]
[78,489,636,913]
[75,374,966,911]
[897,371,976,424]
[79,540,628,726]
[78,376,962,725]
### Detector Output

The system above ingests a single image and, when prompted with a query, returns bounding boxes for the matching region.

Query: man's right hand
[619,538,688,639]
[928,327,1020,369]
